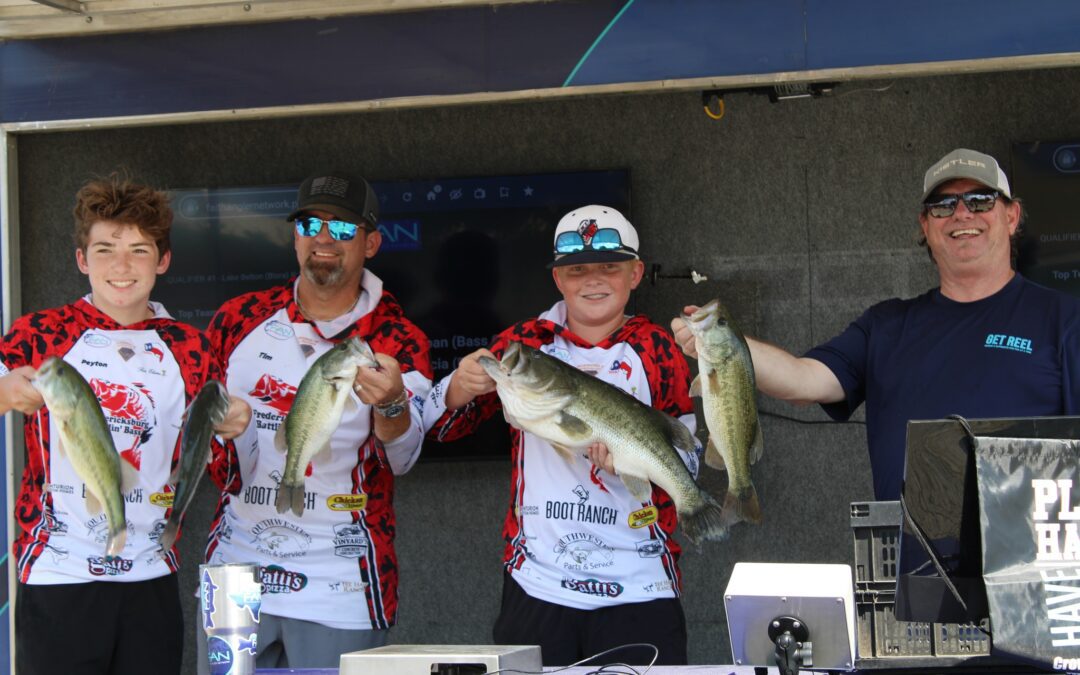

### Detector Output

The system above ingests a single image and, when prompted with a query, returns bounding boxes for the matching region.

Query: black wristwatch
[374,389,409,418]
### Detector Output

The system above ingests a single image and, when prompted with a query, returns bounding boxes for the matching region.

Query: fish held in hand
[274,336,378,516]
[33,357,138,559]
[479,341,726,545]
[159,380,231,553]
[684,299,763,529]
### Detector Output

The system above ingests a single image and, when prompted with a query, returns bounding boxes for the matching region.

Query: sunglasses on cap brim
[554,227,634,255]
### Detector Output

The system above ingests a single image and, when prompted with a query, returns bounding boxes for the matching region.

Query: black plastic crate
[850,501,995,669]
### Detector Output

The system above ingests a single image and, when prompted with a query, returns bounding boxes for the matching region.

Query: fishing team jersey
[425,301,699,610]
[0,297,218,584]
[205,271,432,630]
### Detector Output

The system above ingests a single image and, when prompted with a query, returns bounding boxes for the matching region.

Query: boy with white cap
[425,205,701,666]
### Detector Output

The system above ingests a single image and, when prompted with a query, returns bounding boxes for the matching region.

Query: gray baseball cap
[921,148,1011,202]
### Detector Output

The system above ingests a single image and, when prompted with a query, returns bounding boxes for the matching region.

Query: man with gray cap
[425,204,702,666]
[201,171,433,669]
[673,148,1080,501]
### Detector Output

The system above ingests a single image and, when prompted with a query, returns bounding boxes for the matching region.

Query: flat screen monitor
[1013,140,1080,297]
[157,169,631,460]
[896,415,1080,623]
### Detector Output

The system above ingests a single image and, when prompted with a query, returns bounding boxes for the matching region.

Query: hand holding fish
[0,366,46,415]
[585,442,615,475]
[214,396,252,440]
[670,305,701,359]
[352,352,403,408]
[446,348,498,409]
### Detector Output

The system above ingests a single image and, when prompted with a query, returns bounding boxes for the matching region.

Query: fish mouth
[685,299,720,332]
[501,341,524,374]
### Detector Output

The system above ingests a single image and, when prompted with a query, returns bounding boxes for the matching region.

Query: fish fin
[680,492,728,545]
[722,484,763,526]
[549,442,577,462]
[750,421,764,465]
[343,388,358,414]
[620,473,654,502]
[704,438,727,471]
[662,414,696,453]
[119,457,141,494]
[84,490,103,515]
[52,431,67,460]
[555,412,592,441]
[689,375,702,398]
[105,520,127,560]
[275,482,306,516]
[273,421,288,453]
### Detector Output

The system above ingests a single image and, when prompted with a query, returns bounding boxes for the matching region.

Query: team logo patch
[577,218,599,244]
[249,374,297,414]
[628,506,658,529]
[984,333,1033,355]
[87,556,134,577]
[83,333,111,348]
[250,519,311,560]
[333,522,369,558]
[89,378,156,470]
[206,636,235,675]
[260,564,308,594]
[561,577,624,597]
[554,533,614,571]
[144,342,165,362]
[327,494,368,511]
[636,538,663,558]
[609,359,632,379]
[264,320,294,340]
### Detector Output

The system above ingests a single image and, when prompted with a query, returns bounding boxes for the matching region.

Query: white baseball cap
[551,204,639,268]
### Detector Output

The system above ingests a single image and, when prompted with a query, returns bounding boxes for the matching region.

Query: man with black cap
[424,205,701,666]
[672,148,1080,501]
[201,172,433,669]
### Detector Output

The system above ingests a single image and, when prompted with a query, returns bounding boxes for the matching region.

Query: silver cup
[200,562,262,675]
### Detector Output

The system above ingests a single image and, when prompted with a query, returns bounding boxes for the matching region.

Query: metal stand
[769,616,812,675]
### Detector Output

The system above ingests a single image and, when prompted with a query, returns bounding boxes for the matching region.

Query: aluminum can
[200,562,262,675]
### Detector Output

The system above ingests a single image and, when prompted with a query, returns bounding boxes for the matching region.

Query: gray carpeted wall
[10,65,1080,669]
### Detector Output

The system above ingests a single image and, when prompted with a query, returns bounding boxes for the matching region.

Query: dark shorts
[492,573,688,666]
[16,574,183,675]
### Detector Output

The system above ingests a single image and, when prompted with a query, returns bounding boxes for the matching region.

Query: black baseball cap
[286,172,379,227]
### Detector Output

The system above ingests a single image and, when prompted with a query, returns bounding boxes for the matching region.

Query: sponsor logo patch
[327,494,368,511]
[628,506,658,529]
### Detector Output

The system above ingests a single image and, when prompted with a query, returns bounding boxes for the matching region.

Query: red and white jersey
[0,297,219,584]
[206,272,432,630]
[425,301,699,610]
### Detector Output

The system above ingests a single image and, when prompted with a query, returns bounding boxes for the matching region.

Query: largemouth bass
[274,336,378,516]
[159,380,230,553]
[684,299,763,528]
[478,341,726,545]
[33,356,137,559]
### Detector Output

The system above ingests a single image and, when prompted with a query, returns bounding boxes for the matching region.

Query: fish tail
[680,493,728,545]
[105,520,127,560]
[275,481,306,516]
[722,484,763,527]
[158,519,180,554]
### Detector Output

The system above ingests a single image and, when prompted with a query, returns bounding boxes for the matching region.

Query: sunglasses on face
[295,216,362,241]
[923,190,1000,218]
[554,228,628,255]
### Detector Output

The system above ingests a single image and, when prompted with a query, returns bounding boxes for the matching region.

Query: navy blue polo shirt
[806,274,1080,500]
